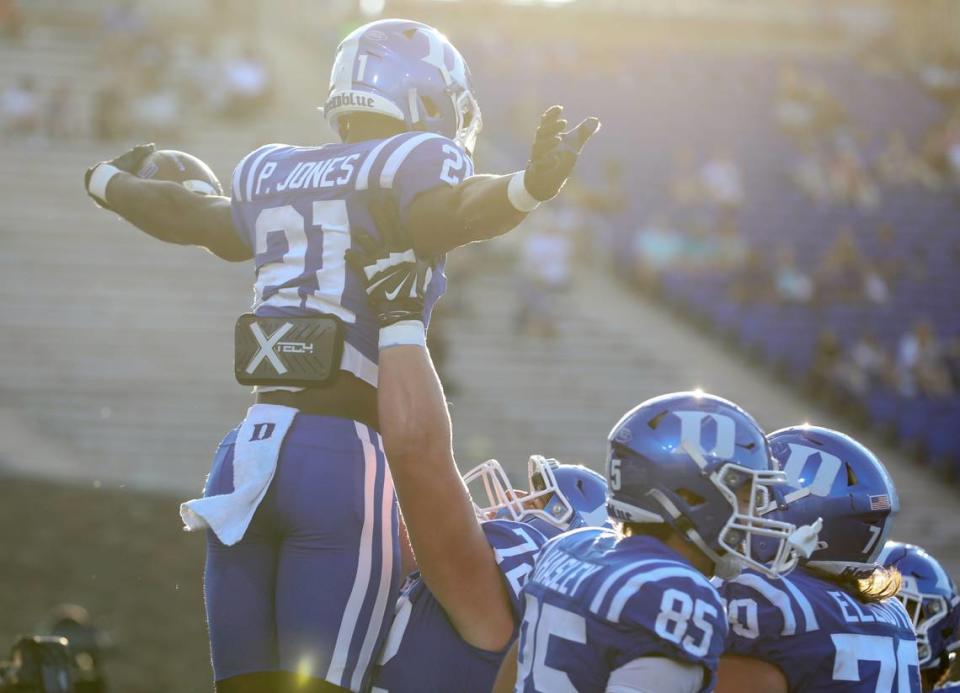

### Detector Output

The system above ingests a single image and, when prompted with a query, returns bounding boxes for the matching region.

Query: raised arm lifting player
[82,18,598,693]
[345,197,609,691]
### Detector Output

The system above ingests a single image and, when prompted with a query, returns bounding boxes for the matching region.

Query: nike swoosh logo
[384,284,404,301]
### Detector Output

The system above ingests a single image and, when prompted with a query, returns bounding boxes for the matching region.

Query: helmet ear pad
[612,446,731,552]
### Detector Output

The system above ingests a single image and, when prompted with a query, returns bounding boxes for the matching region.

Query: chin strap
[788,518,823,560]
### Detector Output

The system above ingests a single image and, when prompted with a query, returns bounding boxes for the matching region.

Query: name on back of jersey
[253,154,361,197]
[530,544,603,598]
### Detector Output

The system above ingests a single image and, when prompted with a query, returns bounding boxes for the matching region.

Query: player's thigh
[204,428,281,680]
[271,417,401,692]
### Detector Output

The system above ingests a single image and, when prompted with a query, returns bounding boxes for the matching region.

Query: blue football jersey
[720,567,921,692]
[516,528,727,693]
[370,519,547,693]
[229,132,473,386]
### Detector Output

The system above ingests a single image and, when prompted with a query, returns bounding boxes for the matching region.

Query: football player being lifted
[880,542,960,692]
[716,426,919,693]
[495,391,821,693]
[345,197,608,692]
[82,18,598,693]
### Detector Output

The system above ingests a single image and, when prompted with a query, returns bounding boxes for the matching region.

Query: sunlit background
[1,0,959,689]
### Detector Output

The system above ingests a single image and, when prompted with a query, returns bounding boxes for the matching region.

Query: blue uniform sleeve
[482,520,547,618]
[379,133,474,219]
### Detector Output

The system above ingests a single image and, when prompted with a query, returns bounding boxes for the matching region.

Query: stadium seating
[467,43,960,477]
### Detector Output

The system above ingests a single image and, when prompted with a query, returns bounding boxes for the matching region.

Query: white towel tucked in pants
[180,403,297,546]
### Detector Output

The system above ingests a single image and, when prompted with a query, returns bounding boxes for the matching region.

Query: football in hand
[136,149,223,196]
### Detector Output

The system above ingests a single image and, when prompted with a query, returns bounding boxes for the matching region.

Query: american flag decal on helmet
[869,494,891,511]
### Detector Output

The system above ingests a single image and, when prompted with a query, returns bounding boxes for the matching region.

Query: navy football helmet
[463,456,608,538]
[763,426,899,579]
[880,541,960,669]
[606,391,818,579]
[323,19,482,154]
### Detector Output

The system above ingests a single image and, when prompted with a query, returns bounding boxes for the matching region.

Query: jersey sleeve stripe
[779,575,819,632]
[244,144,284,202]
[355,134,405,192]
[378,133,445,189]
[231,156,246,202]
[589,559,684,616]
[730,573,798,636]
[605,565,717,623]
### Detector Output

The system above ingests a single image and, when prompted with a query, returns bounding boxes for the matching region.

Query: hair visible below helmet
[763,426,899,579]
[606,391,817,580]
[323,19,482,154]
[880,541,960,669]
[462,456,608,538]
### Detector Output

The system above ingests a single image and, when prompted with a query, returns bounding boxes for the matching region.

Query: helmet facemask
[462,456,571,531]
[679,442,821,580]
[897,576,957,668]
[452,89,482,156]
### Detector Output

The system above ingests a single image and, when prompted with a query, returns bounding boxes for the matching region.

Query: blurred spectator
[776,65,819,138]
[836,331,894,396]
[630,213,685,289]
[815,229,888,303]
[776,65,846,141]
[827,135,879,208]
[876,131,941,189]
[792,144,831,202]
[44,82,73,140]
[897,319,954,398]
[669,148,703,207]
[728,249,773,305]
[101,1,149,62]
[699,216,748,272]
[810,328,843,396]
[699,148,744,212]
[130,72,180,139]
[773,247,814,303]
[516,220,572,338]
[945,336,960,392]
[93,80,128,141]
[183,39,221,110]
[1,75,41,137]
[0,0,23,41]
[218,45,272,119]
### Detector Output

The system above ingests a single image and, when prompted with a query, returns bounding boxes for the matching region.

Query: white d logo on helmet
[780,443,842,498]
[674,411,736,460]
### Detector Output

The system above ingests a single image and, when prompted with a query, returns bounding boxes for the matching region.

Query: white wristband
[87,163,123,203]
[379,320,427,350]
[507,172,541,213]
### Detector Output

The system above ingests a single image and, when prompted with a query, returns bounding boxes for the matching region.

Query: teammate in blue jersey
[371,460,609,693]
[344,199,609,692]
[716,425,920,693]
[880,542,960,692]
[82,18,599,693]
[493,391,819,693]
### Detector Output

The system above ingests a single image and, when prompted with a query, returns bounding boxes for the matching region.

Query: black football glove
[84,143,156,210]
[522,106,600,202]
[345,196,431,327]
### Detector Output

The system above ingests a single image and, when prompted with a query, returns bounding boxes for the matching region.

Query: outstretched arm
[84,145,252,262]
[347,201,516,652]
[410,106,600,257]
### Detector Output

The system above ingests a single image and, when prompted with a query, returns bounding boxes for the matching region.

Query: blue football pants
[203,414,400,691]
